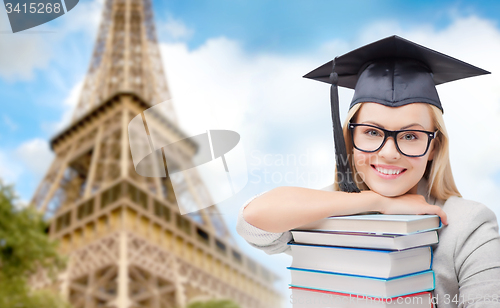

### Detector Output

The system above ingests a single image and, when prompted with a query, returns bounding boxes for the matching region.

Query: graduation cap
[304,35,490,193]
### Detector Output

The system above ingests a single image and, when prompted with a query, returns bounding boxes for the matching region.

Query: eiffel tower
[30,0,281,307]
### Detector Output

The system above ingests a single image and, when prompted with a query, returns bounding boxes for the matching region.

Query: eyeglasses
[348,123,438,157]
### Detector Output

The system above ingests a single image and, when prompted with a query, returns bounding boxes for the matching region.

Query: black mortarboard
[304,35,490,192]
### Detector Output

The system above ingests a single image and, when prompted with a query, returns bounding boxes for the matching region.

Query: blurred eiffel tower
[30,0,281,307]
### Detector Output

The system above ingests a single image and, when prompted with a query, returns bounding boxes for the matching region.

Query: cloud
[15,138,54,178]
[0,0,103,82]
[159,15,194,41]
[41,79,84,134]
[0,138,53,189]
[0,150,23,185]
[58,0,104,37]
[159,38,344,207]
[0,11,52,81]
[160,37,344,149]
[0,139,52,208]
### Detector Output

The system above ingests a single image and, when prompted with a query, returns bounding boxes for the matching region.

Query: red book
[290,286,434,308]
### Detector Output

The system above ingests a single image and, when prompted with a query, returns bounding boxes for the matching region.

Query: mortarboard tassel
[329,59,360,193]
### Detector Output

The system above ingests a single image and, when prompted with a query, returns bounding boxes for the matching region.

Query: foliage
[186,299,240,308]
[0,179,70,308]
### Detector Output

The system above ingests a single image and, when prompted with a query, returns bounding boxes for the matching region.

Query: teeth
[376,167,402,175]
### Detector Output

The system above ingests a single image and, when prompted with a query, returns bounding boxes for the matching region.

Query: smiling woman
[236,35,500,307]
[348,102,440,197]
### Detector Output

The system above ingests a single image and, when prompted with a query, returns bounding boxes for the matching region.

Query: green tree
[0,179,70,308]
[186,299,240,308]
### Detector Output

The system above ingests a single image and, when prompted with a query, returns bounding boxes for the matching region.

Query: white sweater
[236,191,293,256]
[236,179,500,308]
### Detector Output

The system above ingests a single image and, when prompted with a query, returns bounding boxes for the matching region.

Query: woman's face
[352,102,436,197]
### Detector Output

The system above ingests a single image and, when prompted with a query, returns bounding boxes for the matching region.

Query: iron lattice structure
[72,0,176,125]
[30,0,282,307]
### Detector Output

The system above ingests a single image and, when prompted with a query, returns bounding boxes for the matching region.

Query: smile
[371,165,407,178]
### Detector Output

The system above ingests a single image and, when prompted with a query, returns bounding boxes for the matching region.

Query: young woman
[236,36,500,307]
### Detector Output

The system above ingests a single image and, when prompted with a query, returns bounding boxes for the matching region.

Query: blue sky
[1,0,500,305]
[153,0,500,53]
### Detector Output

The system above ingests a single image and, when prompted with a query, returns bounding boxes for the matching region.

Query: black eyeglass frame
[348,123,438,157]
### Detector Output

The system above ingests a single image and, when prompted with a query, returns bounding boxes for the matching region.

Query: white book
[289,268,435,299]
[289,243,432,279]
[295,214,441,235]
[290,287,434,308]
[291,230,438,250]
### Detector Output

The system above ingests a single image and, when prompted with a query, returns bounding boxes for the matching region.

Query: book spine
[290,286,433,301]
[288,266,434,281]
[432,270,435,290]
[430,245,434,269]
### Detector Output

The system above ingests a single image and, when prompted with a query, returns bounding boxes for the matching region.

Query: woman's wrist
[360,190,385,213]
[326,190,383,217]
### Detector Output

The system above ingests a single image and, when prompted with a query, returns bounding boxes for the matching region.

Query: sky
[1,0,500,306]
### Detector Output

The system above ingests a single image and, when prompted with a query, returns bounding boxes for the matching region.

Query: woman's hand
[374,192,448,225]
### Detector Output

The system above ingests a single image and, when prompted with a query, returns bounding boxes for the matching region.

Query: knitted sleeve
[236,192,292,256]
[453,202,500,307]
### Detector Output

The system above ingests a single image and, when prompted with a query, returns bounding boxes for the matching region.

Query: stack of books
[288,214,441,308]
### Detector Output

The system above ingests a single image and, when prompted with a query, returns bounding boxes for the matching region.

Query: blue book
[288,267,435,299]
[288,242,433,279]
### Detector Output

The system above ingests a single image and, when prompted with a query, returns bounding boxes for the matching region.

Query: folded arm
[455,204,500,307]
